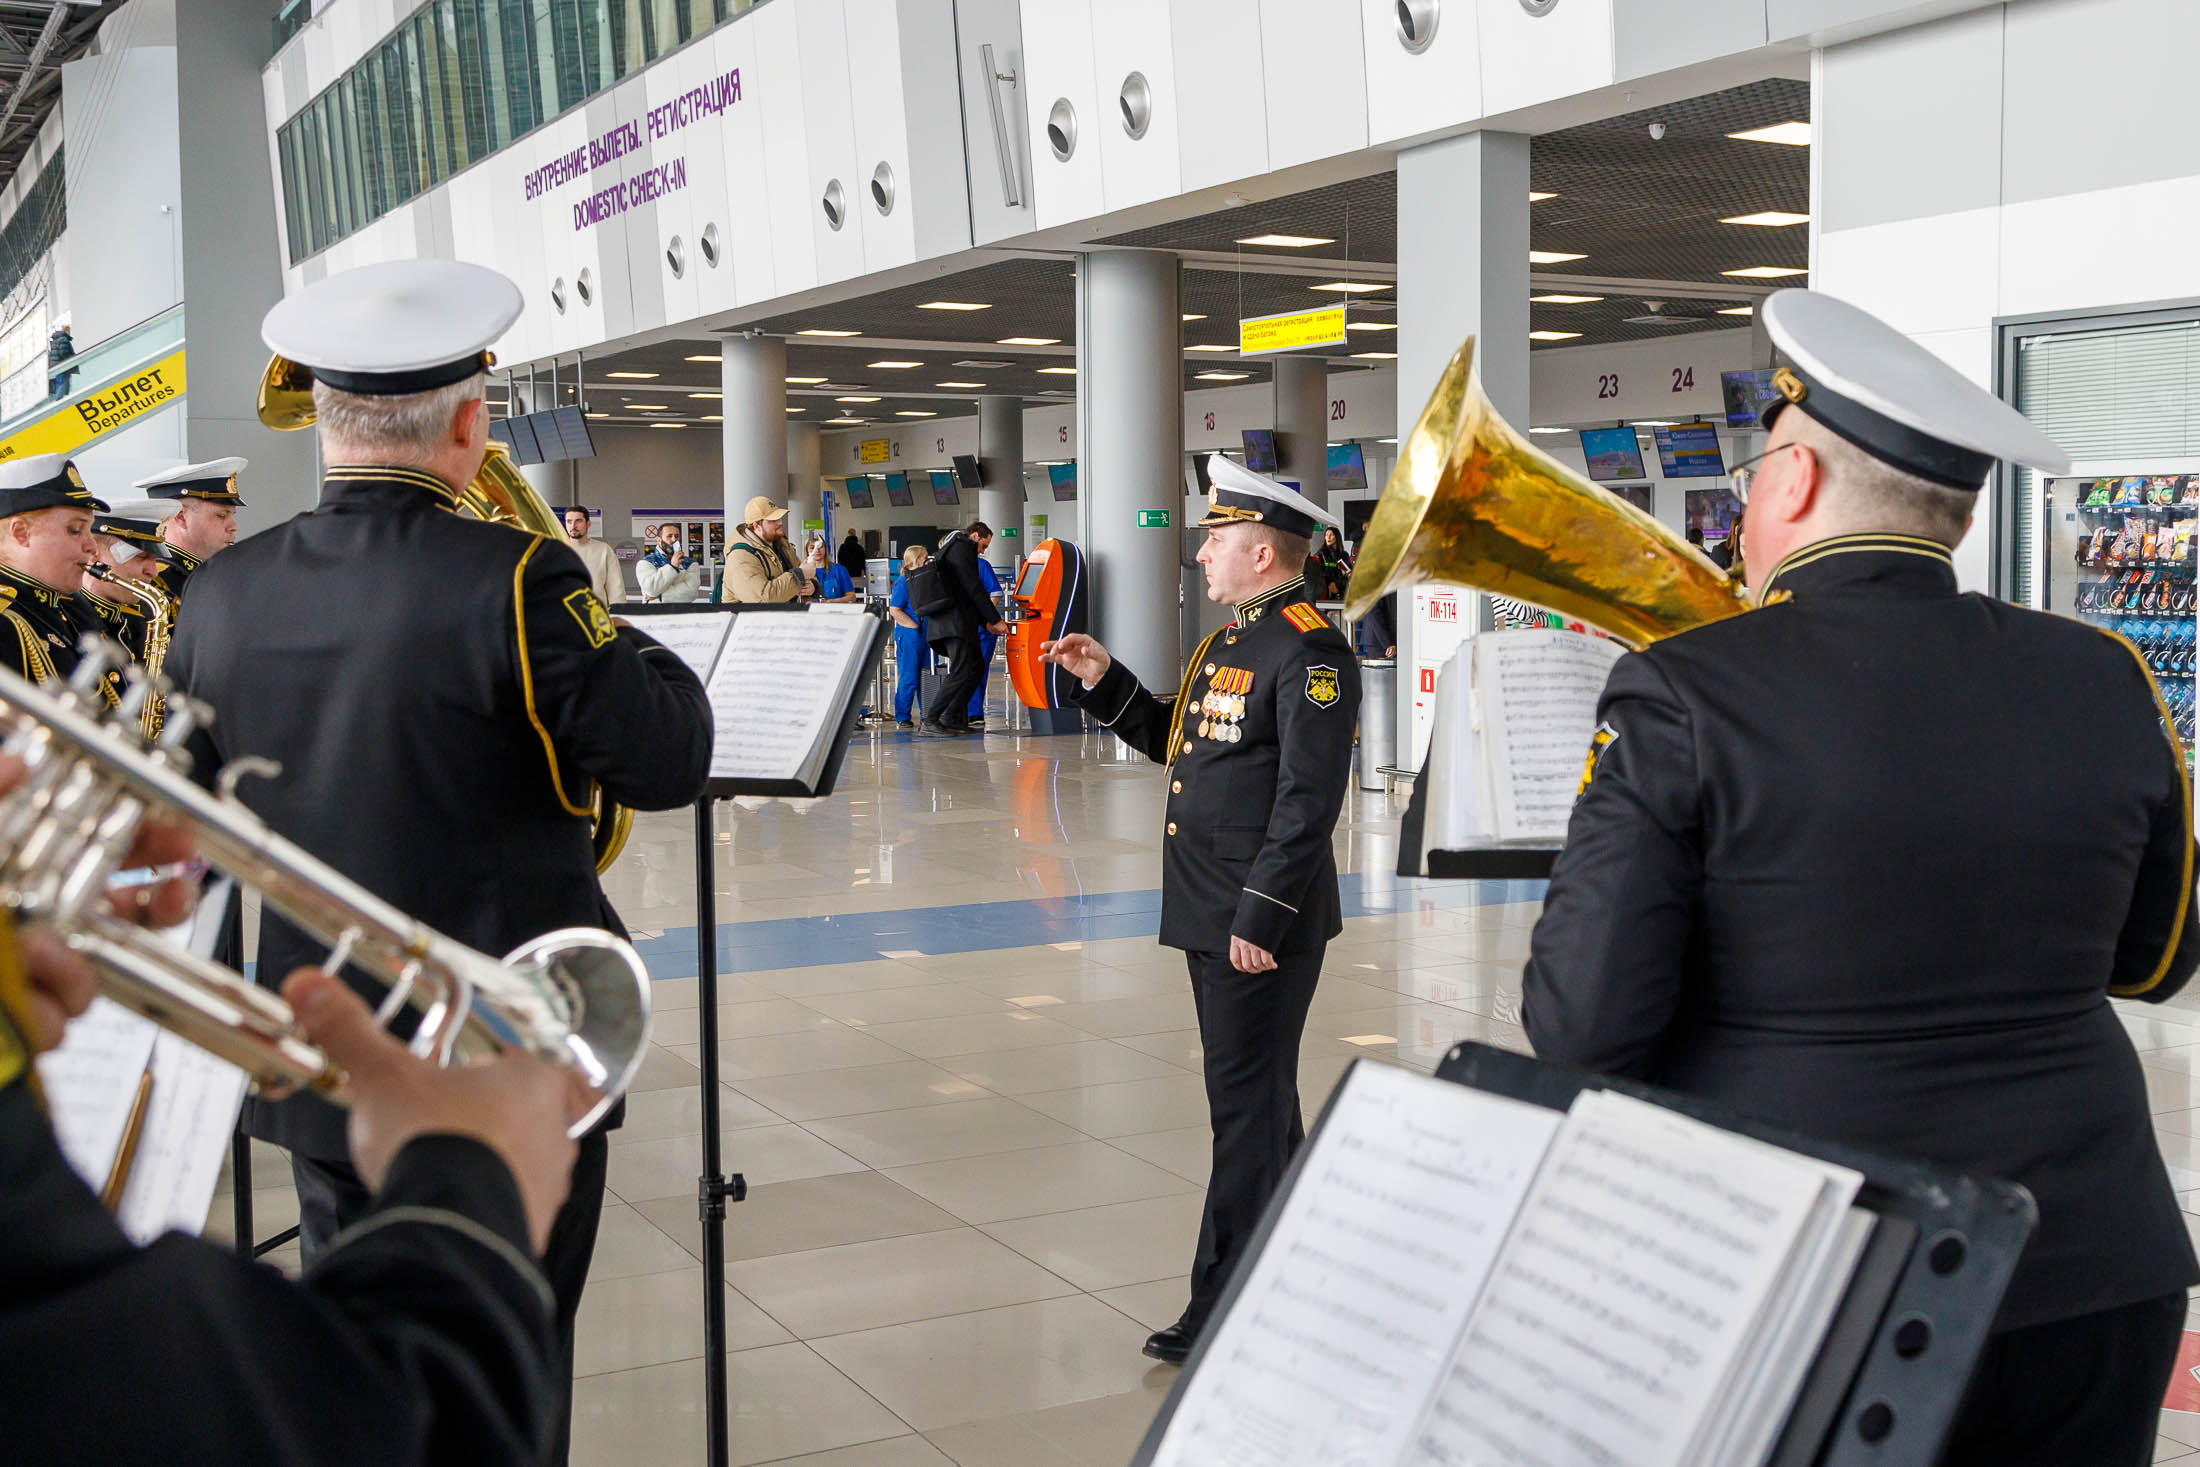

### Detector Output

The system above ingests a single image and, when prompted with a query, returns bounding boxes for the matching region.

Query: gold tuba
[256,355,634,870]
[1344,337,1752,647]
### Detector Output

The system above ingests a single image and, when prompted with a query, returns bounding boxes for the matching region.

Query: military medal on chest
[1200,666,1252,742]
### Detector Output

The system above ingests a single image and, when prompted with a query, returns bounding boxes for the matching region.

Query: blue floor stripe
[630,871,1548,979]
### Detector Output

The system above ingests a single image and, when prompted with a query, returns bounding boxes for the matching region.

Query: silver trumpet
[1,640,651,1136]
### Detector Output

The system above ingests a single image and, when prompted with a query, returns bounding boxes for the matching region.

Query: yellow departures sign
[1238,305,1347,356]
[0,348,189,463]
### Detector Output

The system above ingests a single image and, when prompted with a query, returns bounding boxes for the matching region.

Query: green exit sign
[999,526,1018,538]
[1136,509,1173,528]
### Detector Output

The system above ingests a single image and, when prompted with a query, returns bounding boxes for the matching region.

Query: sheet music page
[706,610,870,786]
[1149,1062,1564,1467]
[1476,630,1625,843]
[113,1031,249,1244]
[35,997,158,1191]
[1422,652,1495,856]
[1404,1088,1835,1467]
[634,612,735,684]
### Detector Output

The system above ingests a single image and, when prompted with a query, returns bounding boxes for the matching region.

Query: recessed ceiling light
[998,336,1059,346]
[1723,265,1808,278]
[918,301,990,310]
[936,381,986,388]
[895,410,936,417]
[786,376,827,384]
[1309,281,1389,294]
[688,392,721,399]
[629,403,667,411]
[1235,234,1333,248]
[1528,427,1569,435]
[954,359,1013,368]
[606,370,657,379]
[1722,211,1811,227]
[1186,344,1234,352]
[1728,121,1811,146]
[785,406,803,413]
[685,353,721,363]
[836,395,880,403]
[1632,420,1677,427]
[1531,294,1603,304]
[1346,321,1398,332]
[585,412,609,419]
[1717,306,1755,316]
[1196,371,1250,381]
[1182,313,1206,322]
[798,328,861,337]
[1529,251,1586,264]
[1350,351,1397,360]
[1529,191,1556,202]
[704,415,722,421]
[826,416,866,424]
[867,360,922,369]
[1038,366,1077,375]
[651,422,684,428]
[1529,330,1582,341]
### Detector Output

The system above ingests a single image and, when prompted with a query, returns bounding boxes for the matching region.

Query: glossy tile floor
[208,677,2200,1466]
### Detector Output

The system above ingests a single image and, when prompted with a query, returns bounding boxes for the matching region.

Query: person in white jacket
[561,507,624,606]
[636,522,705,602]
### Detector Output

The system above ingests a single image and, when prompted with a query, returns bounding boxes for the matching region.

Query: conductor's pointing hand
[1039,633,1112,686]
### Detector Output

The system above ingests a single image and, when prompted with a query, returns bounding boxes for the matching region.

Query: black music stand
[1132,1043,2036,1467]
[1393,752,1560,879]
[623,601,885,1467]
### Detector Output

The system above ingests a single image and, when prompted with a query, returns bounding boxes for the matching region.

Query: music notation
[1479,631,1625,841]
[703,609,873,788]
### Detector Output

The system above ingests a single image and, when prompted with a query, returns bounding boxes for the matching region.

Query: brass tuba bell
[254,354,635,870]
[1344,337,1752,648]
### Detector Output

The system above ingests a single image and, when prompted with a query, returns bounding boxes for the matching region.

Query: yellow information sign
[858,438,890,464]
[1239,305,1347,356]
[0,348,189,463]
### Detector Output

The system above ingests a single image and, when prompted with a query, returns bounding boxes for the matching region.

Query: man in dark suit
[923,519,1005,735]
[1043,459,1359,1364]
[1524,289,2197,1467]
[167,259,712,1466]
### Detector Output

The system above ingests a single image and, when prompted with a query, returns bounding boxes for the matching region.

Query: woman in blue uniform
[888,544,929,727]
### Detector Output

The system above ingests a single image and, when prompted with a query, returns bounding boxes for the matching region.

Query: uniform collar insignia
[168,546,204,572]
[1235,576,1306,624]
[1760,532,1957,602]
[322,463,463,506]
[0,560,69,606]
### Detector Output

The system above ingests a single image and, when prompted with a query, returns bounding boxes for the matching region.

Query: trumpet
[1,640,651,1136]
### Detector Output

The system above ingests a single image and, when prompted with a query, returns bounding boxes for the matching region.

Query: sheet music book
[625,606,884,796]
[1144,1063,1870,1467]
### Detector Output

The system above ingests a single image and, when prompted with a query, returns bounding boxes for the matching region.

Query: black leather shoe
[1142,1316,1200,1365]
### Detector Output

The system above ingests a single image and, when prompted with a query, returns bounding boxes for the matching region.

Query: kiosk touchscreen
[1003,538,1089,735]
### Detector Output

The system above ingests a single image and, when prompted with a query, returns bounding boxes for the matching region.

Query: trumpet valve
[117,672,169,726]
[67,637,122,699]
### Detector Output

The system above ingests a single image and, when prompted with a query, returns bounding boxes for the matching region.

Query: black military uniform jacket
[152,544,201,604]
[1522,533,2200,1331]
[0,562,122,706]
[1071,579,1359,954]
[168,465,713,1160]
[78,589,151,663]
[0,1066,559,1462]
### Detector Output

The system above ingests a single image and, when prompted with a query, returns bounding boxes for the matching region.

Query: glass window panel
[527,0,559,134]
[644,0,671,59]
[399,24,436,189]
[573,0,611,96]
[452,0,495,156]
[433,0,473,172]
[380,43,418,203]
[610,0,644,79]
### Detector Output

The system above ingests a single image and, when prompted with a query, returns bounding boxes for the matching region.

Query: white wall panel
[890,0,975,262]
[797,0,866,285]
[1019,0,1104,229]
[1614,0,1765,81]
[1359,0,1482,147]
[949,0,1034,246]
[1815,207,2000,337]
[1530,329,1750,425]
[684,27,741,320]
[749,3,813,304]
[846,0,919,270]
[1476,0,1613,120]
[645,47,706,329]
[1257,0,1366,171]
[1998,176,2200,320]
[1170,0,1268,192]
[1090,0,1182,212]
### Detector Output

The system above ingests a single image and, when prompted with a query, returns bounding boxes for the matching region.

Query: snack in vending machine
[2183,475,2200,504]
[2114,477,2148,508]
[2150,477,2181,505]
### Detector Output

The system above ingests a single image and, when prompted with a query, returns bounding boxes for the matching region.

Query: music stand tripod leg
[692,796,746,1467]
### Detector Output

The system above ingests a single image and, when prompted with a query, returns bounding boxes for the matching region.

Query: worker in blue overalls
[966,552,1005,727]
[888,543,930,728]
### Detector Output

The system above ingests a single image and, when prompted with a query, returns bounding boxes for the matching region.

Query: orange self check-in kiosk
[1003,538,1089,734]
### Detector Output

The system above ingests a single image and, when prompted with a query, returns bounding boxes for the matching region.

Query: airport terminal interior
[8,0,2200,1463]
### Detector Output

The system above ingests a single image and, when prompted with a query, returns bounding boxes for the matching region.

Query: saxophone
[84,564,173,739]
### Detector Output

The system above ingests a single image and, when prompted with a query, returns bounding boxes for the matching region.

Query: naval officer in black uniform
[135,455,245,601]
[0,768,588,1465]
[0,453,122,707]
[1043,458,1360,1365]
[167,259,712,1466]
[82,500,178,663]
[1523,290,2198,1467]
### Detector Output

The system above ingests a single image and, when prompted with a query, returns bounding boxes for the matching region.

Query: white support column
[785,420,821,538]
[978,394,1024,574]
[722,335,788,522]
[1078,249,1183,686]
[1395,130,1530,765]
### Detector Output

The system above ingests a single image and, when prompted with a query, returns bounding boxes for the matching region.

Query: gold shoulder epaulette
[1280,603,1328,634]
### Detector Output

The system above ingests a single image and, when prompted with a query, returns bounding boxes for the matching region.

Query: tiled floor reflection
[204,680,2200,1464]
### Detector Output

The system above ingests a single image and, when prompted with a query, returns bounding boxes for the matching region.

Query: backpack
[903,561,959,616]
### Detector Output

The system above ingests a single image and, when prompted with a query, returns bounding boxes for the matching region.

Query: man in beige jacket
[716,496,812,604]
[561,506,624,606]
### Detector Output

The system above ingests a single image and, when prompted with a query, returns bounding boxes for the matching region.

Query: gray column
[722,335,788,521]
[1272,355,1330,504]
[1395,130,1529,762]
[1077,250,1182,685]
[977,394,1023,575]
[785,420,821,535]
